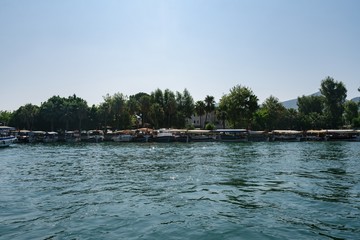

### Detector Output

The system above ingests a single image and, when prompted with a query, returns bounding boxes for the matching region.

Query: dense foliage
[1,77,359,131]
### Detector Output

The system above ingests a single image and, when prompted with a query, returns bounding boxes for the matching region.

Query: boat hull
[0,136,16,147]
[153,136,175,142]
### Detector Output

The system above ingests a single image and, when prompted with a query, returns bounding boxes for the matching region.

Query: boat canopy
[272,130,302,134]
[0,126,15,131]
[47,132,58,135]
[324,129,358,134]
[187,129,212,134]
[214,129,248,133]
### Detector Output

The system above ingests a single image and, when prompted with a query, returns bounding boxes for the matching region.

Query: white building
[187,111,221,129]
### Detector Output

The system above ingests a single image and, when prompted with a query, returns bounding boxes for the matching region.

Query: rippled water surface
[1,142,360,239]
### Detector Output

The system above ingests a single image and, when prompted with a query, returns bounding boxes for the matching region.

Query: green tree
[181,89,195,119]
[40,96,66,131]
[252,108,268,131]
[320,76,347,128]
[98,95,112,129]
[204,95,215,127]
[61,100,73,130]
[297,95,324,115]
[174,89,195,128]
[216,105,227,128]
[139,94,152,127]
[260,96,286,130]
[149,103,164,129]
[13,104,40,130]
[163,89,177,128]
[195,100,206,129]
[73,97,88,131]
[344,100,359,127]
[175,91,185,128]
[87,104,100,129]
[297,95,325,129]
[0,111,13,126]
[127,96,140,128]
[127,96,140,116]
[152,89,164,108]
[110,93,127,129]
[219,85,259,129]
[283,108,300,130]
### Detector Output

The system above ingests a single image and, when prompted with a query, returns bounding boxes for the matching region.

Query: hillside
[281,92,321,109]
[281,93,359,109]
[351,97,360,103]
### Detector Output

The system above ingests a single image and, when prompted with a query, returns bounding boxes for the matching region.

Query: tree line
[1,76,359,131]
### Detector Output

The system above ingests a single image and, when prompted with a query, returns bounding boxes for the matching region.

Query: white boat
[29,131,46,143]
[270,130,302,142]
[80,130,88,141]
[324,129,360,141]
[43,132,59,143]
[153,129,175,142]
[214,129,249,142]
[65,131,81,142]
[86,130,104,142]
[170,129,190,142]
[248,130,269,142]
[132,128,153,142]
[0,126,17,147]
[16,130,32,143]
[112,130,133,142]
[186,130,216,142]
[304,130,326,141]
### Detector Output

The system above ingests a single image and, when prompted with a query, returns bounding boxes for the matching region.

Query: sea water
[1,142,359,239]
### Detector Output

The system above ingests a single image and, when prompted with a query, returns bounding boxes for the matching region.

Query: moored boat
[80,130,88,142]
[186,129,216,142]
[132,128,153,142]
[153,129,175,142]
[0,126,17,147]
[30,131,46,143]
[43,132,59,143]
[303,130,326,141]
[16,130,32,143]
[112,130,133,142]
[248,130,269,142]
[170,129,190,142]
[214,129,248,142]
[270,130,302,142]
[64,131,81,142]
[324,129,360,141]
[86,130,104,142]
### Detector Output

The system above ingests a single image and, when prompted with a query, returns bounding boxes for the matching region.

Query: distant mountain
[282,92,321,110]
[351,97,360,103]
[281,98,298,109]
[282,92,360,109]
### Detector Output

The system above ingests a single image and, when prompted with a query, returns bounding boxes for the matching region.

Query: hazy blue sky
[1,0,359,111]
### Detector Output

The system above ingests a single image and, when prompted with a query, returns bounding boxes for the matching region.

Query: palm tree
[195,101,205,128]
[204,95,215,128]
[217,109,227,129]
